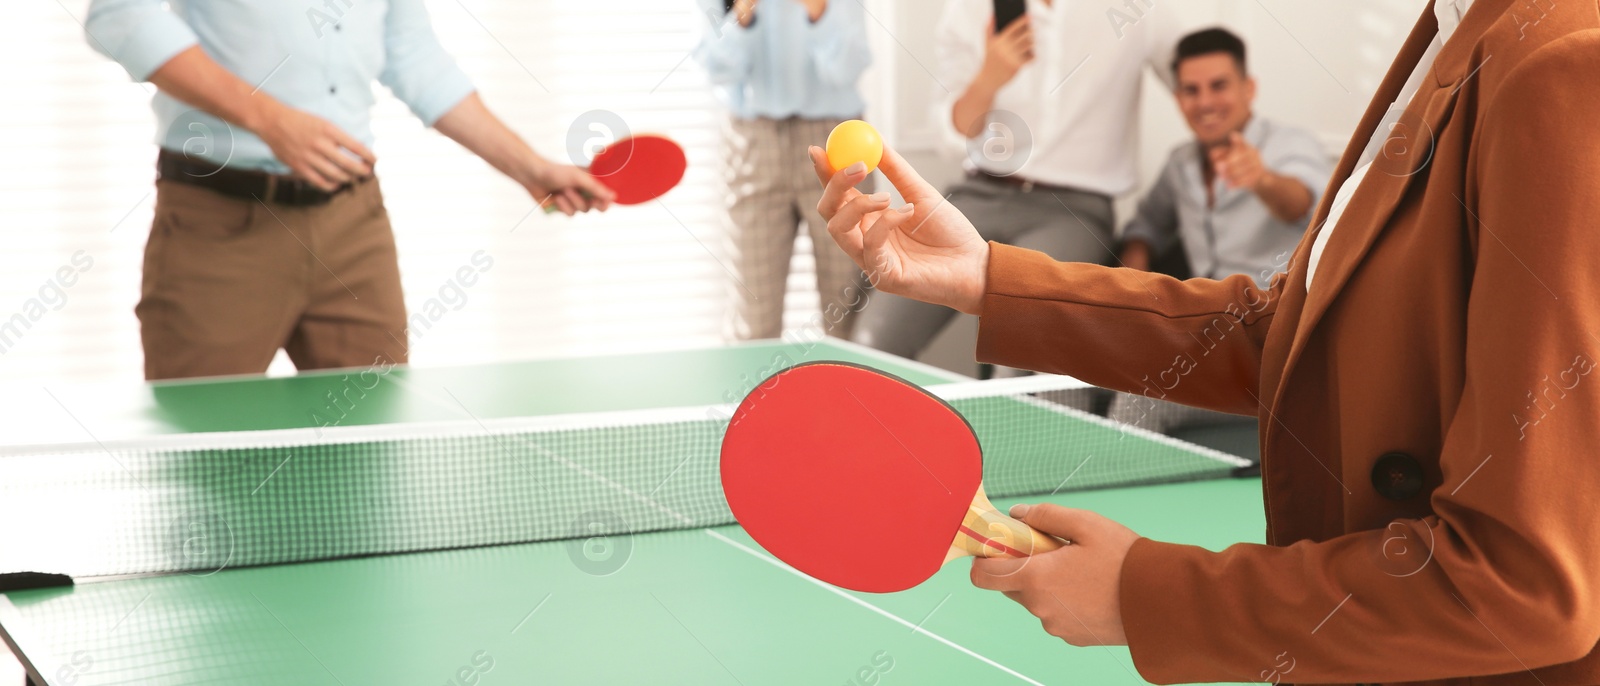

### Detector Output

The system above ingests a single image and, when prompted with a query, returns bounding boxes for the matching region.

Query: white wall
[862,0,1428,376]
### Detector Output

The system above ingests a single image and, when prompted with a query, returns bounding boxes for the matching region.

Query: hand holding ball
[825,120,883,175]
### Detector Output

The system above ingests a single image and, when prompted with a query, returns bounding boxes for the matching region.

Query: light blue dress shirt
[1120,116,1334,287]
[692,0,871,120]
[85,0,476,174]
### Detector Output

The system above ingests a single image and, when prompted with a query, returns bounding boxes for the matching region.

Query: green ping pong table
[0,339,1263,685]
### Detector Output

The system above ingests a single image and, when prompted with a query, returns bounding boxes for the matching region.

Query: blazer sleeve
[976,244,1284,416]
[1116,34,1600,684]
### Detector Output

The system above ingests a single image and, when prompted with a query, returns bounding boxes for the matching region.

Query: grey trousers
[722,116,865,341]
[852,174,1116,361]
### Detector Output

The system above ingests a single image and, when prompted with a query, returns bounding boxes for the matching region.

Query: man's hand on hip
[257,101,375,191]
[147,46,373,191]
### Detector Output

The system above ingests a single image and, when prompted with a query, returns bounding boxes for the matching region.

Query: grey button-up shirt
[1121,116,1332,286]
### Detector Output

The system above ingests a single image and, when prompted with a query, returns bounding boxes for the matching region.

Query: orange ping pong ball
[826,120,883,175]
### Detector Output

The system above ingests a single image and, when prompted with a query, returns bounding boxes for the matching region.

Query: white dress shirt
[934,0,1181,196]
[1305,0,1475,289]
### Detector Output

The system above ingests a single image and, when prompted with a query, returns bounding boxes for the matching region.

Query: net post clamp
[0,572,74,593]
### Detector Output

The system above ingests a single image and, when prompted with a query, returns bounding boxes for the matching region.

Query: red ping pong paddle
[545,134,687,213]
[719,361,1063,593]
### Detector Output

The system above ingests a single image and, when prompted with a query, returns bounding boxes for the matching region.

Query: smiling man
[1118,28,1331,284]
[1111,27,1332,436]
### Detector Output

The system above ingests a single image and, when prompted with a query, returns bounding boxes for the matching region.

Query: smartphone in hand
[993,0,1025,32]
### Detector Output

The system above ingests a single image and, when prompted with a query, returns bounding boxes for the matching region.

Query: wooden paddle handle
[541,187,596,214]
[947,487,1065,560]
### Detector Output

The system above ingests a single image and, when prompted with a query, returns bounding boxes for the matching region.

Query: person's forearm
[433,93,544,186]
[149,44,374,188]
[977,243,1278,415]
[951,69,1004,139]
[1252,171,1314,223]
[147,45,282,135]
[434,92,611,214]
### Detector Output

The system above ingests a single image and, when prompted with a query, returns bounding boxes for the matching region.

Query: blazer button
[1371,452,1424,501]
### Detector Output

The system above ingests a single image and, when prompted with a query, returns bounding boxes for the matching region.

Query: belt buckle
[280,178,324,206]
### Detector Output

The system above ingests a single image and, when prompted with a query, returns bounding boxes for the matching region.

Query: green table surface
[1,478,1264,686]
[4,339,959,447]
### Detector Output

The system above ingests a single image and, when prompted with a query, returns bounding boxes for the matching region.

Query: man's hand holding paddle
[808,145,991,315]
[810,143,1139,647]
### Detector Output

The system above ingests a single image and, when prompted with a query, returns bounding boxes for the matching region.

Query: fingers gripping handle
[946,488,1065,561]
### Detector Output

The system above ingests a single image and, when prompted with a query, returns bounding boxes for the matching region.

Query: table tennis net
[0,375,1251,578]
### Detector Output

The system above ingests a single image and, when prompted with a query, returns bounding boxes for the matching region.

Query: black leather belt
[972,170,1102,198]
[156,149,354,206]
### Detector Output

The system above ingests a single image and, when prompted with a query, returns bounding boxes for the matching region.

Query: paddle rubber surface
[720,362,984,593]
[589,134,687,205]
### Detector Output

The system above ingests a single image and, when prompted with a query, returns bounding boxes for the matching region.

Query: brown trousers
[137,177,408,380]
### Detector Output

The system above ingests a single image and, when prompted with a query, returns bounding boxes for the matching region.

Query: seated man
[1109,27,1332,437]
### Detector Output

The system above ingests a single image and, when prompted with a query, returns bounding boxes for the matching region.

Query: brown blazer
[975,2,1600,684]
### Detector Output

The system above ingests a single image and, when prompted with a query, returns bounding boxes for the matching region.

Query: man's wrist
[1249,169,1277,194]
[239,94,280,138]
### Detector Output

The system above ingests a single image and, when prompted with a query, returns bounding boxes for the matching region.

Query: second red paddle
[545,134,686,213]
[719,361,1062,593]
